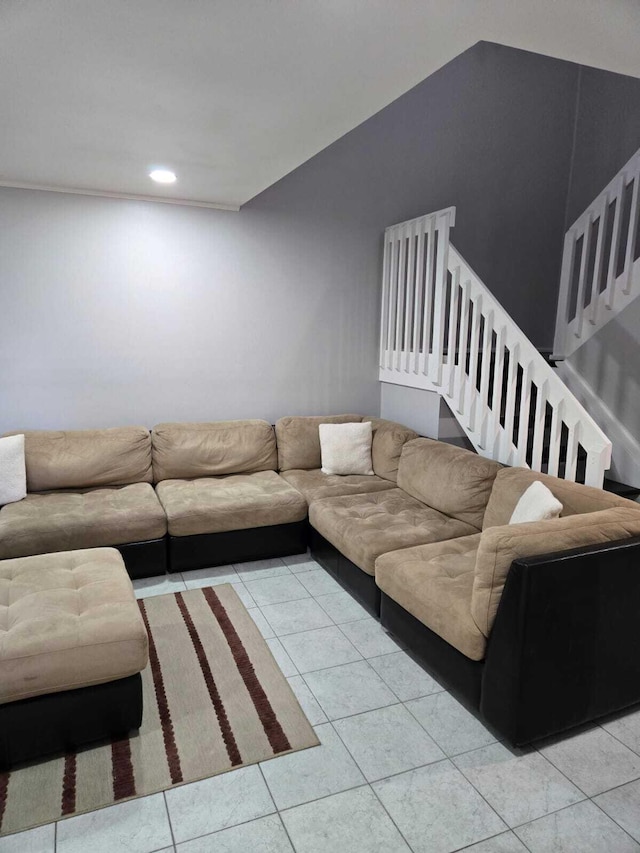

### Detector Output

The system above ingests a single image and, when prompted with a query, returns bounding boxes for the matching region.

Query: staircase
[553,146,640,361]
[378,207,612,487]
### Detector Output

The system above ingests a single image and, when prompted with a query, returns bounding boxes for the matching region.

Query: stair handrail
[553,146,640,360]
[379,209,612,486]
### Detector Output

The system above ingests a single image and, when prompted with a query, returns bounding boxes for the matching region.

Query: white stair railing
[553,146,640,360]
[379,208,612,487]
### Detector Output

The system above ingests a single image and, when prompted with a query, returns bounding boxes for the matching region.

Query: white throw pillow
[319,422,374,476]
[0,434,27,506]
[509,480,563,525]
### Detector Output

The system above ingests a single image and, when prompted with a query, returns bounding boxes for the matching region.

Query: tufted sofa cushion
[0,483,167,560]
[0,548,148,704]
[280,468,395,503]
[375,535,485,660]
[156,470,307,536]
[309,488,478,575]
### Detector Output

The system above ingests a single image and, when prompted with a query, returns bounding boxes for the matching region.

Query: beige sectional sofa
[3,412,640,744]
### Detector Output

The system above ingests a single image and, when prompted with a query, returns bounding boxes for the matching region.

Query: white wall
[379,383,441,437]
[0,189,380,432]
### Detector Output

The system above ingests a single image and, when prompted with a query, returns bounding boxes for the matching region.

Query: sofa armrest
[471,506,640,637]
[480,535,640,746]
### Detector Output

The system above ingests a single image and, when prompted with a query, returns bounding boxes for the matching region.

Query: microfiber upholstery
[275,415,362,472]
[281,468,395,503]
[397,438,501,530]
[375,535,485,660]
[472,504,640,637]
[0,548,148,704]
[363,417,418,483]
[152,420,277,482]
[309,488,478,575]
[482,466,636,530]
[156,470,308,536]
[0,484,167,560]
[3,426,153,492]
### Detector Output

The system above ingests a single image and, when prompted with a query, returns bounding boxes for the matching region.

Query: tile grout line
[256,764,299,853]
[363,780,419,853]
[452,749,589,836]
[162,790,178,852]
[586,794,640,847]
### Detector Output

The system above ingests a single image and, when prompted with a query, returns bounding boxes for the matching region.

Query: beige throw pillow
[319,422,374,476]
[510,480,562,524]
[0,434,27,505]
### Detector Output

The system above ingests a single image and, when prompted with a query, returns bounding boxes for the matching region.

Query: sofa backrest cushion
[275,415,362,471]
[152,420,277,482]
[397,438,501,530]
[472,505,640,637]
[482,466,634,530]
[6,426,153,492]
[362,417,418,483]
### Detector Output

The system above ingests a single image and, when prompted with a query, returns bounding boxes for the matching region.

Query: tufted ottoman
[0,547,148,769]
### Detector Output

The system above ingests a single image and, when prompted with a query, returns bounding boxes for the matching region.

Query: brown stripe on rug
[203,586,291,754]
[0,584,318,838]
[139,599,183,785]
[175,591,243,767]
[61,754,77,816]
[111,737,136,801]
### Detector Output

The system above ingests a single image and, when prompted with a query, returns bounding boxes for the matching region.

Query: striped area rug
[0,584,319,837]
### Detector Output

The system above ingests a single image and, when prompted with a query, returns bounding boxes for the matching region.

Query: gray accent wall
[564,66,640,229]
[1,41,638,433]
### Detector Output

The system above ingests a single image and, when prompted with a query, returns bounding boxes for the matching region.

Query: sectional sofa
[2,414,640,745]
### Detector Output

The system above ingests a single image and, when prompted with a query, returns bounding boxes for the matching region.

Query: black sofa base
[0,673,143,771]
[117,538,168,580]
[380,593,484,711]
[310,529,380,616]
[169,520,309,573]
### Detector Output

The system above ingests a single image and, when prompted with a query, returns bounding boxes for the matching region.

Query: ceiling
[1,1,639,211]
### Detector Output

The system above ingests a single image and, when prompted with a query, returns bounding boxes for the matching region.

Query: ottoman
[0,548,148,769]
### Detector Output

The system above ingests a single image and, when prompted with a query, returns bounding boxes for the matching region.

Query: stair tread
[603,478,640,498]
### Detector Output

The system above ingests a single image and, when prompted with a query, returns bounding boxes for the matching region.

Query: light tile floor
[4,553,640,853]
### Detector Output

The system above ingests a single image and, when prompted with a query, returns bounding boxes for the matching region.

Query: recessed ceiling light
[149,169,177,184]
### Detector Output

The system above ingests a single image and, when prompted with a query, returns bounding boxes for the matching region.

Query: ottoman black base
[0,672,143,771]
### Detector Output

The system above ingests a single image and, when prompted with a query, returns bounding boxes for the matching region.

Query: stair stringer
[556,360,640,489]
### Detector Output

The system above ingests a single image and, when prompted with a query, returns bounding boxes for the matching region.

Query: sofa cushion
[281,468,395,503]
[276,414,362,471]
[0,548,148,703]
[156,470,308,537]
[363,417,418,483]
[152,420,277,482]
[472,505,640,638]
[0,483,167,560]
[309,488,478,575]
[2,426,154,492]
[482,466,635,530]
[397,438,501,530]
[375,535,485,660]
